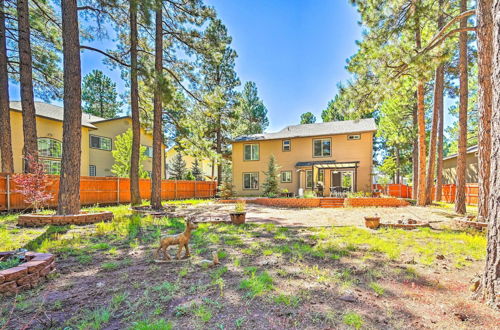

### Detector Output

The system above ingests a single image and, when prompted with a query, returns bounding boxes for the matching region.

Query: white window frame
[305,170,313,188]
[89,165,96,177]
[313,138,331,157]
[90,135,112,151]
[243,172,259,190]
[281,171,292,183]
[282,139,291,151]
[347,134,361,140]
[243,144,259,161]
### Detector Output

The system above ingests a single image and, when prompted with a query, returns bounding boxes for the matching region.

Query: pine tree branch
[80,45,130,67]
[162,65,205,105]
[32,0,61,29]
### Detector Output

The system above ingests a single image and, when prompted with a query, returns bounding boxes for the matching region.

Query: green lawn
[0,202,490,329]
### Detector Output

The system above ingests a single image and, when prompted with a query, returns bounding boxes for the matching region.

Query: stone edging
[453,219,488,230]
[345,198,409,207]
[0,252,56,295]
[379,222,430,230]
[18,211,113,227]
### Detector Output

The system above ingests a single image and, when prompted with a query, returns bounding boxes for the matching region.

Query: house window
[347,134,361,140]
[41,159,61,175]
[243,172,259,189]
[38,138,62,158]
[89,165,96,177]
[143,145,153,158]
[318,169,324,183]
[282,140,291,151]
[90,135,112,151]
[244,144,259,161]
[281,171,292,183]
[313,138,331,157]
[306,170,313,188]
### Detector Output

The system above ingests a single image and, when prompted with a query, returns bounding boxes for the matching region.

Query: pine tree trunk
[481,0,500,307]
[477,0,493,221]
[425,0,445,205]
[0,0,13,173]
[435,87,445,201]
[412,100,418,200]
[216,117,222,185]
[57,0,81,215]
[151,0,163,210]
[17,0,38,172]
[129,0,141,205]
[425,64,444,205]
[454,0,469,215]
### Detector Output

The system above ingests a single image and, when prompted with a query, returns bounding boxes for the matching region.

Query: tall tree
[300,112,316,124]
[169,153,186,180]
[129,0,141,205]
[454,0,469,215]
[82,70,121,118]
[57,0,81,215]
[425,0,445,205]
[150,0,163,210]
[477,0,493,220]
[191,158,203,181]
[17,0,38,172]
[111,129,148,178]
[0,0,13,173]
[480,0,500,307]
[236,81,269,135]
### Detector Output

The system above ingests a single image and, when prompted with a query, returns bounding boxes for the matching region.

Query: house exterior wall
[89,118,166,178]
[232,131,374,196]
[165,148,213,179]
[1,110,90,175]
[0,110,164,178]
[442,152,478,184]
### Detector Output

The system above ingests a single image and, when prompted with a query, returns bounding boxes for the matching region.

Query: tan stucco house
[442,145,478,184]
[0,102,166,178]
[231,118,377,196]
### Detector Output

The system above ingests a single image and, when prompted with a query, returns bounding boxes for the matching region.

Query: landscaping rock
[0,266,28,282]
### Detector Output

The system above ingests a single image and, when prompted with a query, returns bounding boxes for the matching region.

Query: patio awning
[295,160,359,169]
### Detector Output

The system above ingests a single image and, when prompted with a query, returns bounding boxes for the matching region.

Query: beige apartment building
[0,102,166,178]
[231,118,377,196]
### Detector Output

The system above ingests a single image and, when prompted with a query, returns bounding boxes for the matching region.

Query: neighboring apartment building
[165,147,214,180]
[0,102,166,178]
[232,118,377,196]
[442,145,478,184]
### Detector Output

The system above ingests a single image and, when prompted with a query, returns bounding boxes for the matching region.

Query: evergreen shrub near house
[262,155,281,197]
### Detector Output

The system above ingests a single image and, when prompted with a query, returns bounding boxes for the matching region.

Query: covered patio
[296,160,360,197]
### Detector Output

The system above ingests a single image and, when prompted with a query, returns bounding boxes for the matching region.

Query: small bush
[343,312,364,329]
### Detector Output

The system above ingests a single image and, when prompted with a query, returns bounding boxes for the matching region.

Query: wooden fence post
[117,177,120,204]
[175,180,178,200]
[6,174,10,211]
[194,181,197,199]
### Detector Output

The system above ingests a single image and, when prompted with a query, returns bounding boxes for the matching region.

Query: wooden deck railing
[0,174,217,211]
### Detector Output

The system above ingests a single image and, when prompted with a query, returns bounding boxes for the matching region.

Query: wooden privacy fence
[0,174,217,211]
[372,183,479,205]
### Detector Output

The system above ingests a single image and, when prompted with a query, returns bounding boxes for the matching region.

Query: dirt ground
[176,202,460,228]
[1,203,498,329]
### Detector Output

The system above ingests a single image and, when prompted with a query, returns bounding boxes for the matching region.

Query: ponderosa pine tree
[17,0,38,172]
[0,0,13,173]
[236,81,269,135]
[477,0,493,220]
[191,159,203,181]
[300,112,316,124]
[57,0,81,215]
[150,0,164,210]
[454,0,469,215]
[480,0,500,308]
[82,70,121,119]
[169,153,186,180]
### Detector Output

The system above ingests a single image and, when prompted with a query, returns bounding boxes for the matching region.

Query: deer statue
[156,218,198,260]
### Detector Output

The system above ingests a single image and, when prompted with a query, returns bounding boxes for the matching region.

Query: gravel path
[178,202,459,227]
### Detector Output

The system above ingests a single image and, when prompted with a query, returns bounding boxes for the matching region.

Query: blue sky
[9,0,455,133]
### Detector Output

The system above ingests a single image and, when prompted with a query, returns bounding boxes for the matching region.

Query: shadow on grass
[22,225,70,251]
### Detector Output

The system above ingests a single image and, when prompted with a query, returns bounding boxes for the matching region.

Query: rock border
[452,219,488,230]
[0,252,56,295]
[379,222,430,230]
[130,206,176,218]
[18,211,113,227]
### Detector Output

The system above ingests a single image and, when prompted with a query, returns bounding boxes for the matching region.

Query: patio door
[331,170,355,192]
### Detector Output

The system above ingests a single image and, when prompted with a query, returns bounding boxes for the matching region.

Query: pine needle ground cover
[1,202,498,329]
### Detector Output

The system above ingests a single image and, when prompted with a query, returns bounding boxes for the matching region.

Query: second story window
[282,140,291,151]
[38,138,62,158]
[313,138,331,157]
[143,146,153,158]
[90,135,112,151]
[244,144,259,161]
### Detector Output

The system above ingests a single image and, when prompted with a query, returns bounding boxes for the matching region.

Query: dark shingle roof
[234,118,377,142]
[443,145,478,160]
